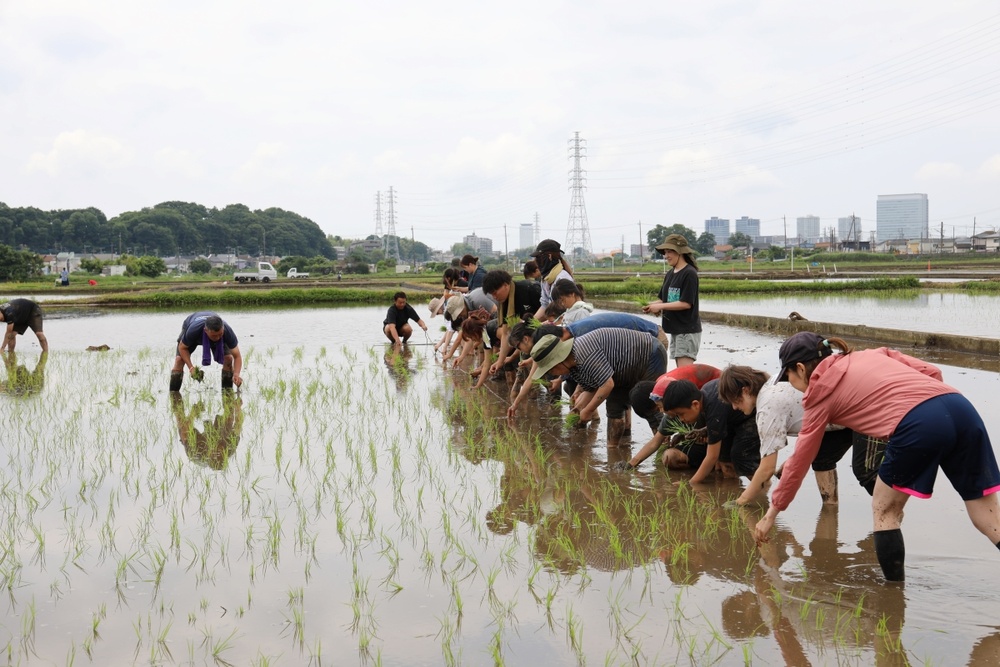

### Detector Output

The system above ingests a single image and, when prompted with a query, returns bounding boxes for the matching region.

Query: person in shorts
[383,291,428,344]
[718,365,853,506]
[755,331,1000,582]
[0,298,48,352]
[170,312,242,392]
[642,233,701,367]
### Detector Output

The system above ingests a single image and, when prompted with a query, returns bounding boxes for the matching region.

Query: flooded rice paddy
[703,291,1000,338]
[2,304,1000,665]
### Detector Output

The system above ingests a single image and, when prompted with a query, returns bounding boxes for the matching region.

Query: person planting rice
[528,326,668,440]
[655,378,761,484]
[717,365,853,506]
[482,269,542,384]
[383,291,428,345]
[0,298,49,352]
[170,311,243,391]
[615,364,721,471]
[549,279,593,324]
[754,332,1000,582]
[505,312,663,418]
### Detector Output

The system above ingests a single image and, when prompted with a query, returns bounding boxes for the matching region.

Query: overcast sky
[2,1,999,254]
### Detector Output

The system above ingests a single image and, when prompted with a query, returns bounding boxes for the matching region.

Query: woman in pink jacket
[754,331,1000,582]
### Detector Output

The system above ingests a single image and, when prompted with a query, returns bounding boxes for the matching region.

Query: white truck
[233,262,277,283]
[286,268,310,279]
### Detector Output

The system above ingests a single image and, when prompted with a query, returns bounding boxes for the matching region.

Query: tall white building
[735,216,760,239]
[876,194,928,241]
[796,215,821,244]
[705,217,730,245]
[519,224,533,250]
[837,215,862,242]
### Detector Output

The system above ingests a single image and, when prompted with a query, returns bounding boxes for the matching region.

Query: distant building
[734,216,760,239]
[876,194,928,242]
[630,243,647,259]
[796,215,820,244]
[519,224,533,250]
[705,217,730,246]
[837,215,862,243]
[757,235,786,247]
[463,234,494,254]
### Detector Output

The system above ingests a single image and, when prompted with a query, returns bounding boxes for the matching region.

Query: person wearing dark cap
[754,331,1000,582]
[642,233,701,368]
[460,255,486,292]
[0,298,49,353]
[530,239,573,319]
[170,311,243,391]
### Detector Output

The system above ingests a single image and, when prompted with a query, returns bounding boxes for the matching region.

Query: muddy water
[1,305,999,665]
[703,290,1000,338]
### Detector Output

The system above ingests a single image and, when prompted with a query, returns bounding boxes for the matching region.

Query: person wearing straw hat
[754,331,1000,582]
[642,233,701,367]
[529,326,667,440]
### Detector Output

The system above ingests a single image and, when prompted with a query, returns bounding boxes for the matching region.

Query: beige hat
[530,334,574,380]
[655,233,695,254]
[445,295,467,321]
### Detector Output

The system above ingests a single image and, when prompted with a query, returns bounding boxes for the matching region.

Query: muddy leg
[872,477,910,581]
[815,469,839,505]
[169,371,184,392]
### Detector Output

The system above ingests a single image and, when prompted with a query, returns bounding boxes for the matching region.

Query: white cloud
[154,147,204,179]
[25,129,131,176]
[976,155,1000,181]
[915,161,964,182]
[441,134,542,178]
[233,142,290,184]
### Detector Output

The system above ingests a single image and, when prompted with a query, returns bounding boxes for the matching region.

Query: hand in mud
[610,461,634,472]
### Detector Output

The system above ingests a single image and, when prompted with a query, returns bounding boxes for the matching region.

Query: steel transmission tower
[565,131,593,259]
[533,212,541,246]
[383,186,401,262]
[374,192,384,236]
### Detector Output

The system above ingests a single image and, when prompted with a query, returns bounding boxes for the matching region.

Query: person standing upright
[643,234,701,367]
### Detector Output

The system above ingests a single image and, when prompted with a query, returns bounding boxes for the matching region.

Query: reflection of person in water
[0,351,47,396]
[170,393,243,470]
[1,298,49,352]
[383,345,414,392]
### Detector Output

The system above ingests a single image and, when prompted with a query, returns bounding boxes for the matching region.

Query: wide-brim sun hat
[655,233,694,255]
[530,334,573,380]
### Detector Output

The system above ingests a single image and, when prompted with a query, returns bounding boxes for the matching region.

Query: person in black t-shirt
[642,234,701,367]
[0,298,48,352]
[383,291,428,345]
[480,270,542,387]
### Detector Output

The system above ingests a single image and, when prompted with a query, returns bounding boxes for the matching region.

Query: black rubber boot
[169,371,183,392]
[874,528,906,582]
[221,371,234,390]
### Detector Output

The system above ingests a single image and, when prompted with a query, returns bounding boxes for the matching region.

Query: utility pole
[940,221,944,255]
[782,215,787,253]
[638,221,643,264]
[504,224,509,269]
[411,225,415,269]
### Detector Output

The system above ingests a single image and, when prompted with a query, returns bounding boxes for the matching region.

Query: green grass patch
[580,275,920,299]
[76,287,421,307]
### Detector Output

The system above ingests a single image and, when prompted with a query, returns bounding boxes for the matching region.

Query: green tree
[0,244,43,281]
[125,255,167,278]
[695,232,716,256]
[728,232,753,248]
[647,224,698,252]
[188,258,212,274]
[79,258,106,274]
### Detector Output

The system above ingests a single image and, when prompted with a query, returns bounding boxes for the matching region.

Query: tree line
[0,201,335,259]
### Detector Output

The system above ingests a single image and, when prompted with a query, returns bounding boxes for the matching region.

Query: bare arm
[578,377,614,423]
[736,452,777,505]
[230,346,243,386]
[689,442,720,484]
[628,431,666,467]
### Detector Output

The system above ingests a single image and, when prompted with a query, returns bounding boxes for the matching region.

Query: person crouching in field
[383,291,428,345]
[754,332,1000,582]
[717,365,853,507]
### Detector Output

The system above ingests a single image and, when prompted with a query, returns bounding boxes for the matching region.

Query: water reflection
[169,393,244,470]
[383,344,415,392]
[0,351,47,396]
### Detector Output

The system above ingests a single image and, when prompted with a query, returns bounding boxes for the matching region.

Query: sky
[2,0,999,255]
